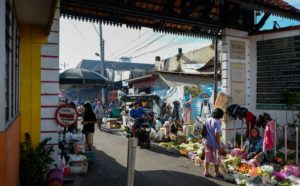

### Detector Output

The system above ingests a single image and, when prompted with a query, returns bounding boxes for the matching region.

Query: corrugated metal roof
[76,59,154,71]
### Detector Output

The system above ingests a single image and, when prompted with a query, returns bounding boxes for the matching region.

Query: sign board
[231,63,246,105]
[230,40,246,59]
[214,92,230,121]
[256,36,300,110]
[55,105,78,127]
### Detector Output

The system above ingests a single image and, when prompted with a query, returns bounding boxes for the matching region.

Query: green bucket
[82,151,95,163]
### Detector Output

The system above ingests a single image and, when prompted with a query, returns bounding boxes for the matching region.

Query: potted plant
[20,132,54,186]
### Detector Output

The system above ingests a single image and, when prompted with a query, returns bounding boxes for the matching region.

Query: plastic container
[68,154,88,175]
[69,160,88,175]
[47,168,63,186]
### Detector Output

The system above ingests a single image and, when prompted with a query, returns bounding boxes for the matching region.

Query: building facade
[0,0,59,185]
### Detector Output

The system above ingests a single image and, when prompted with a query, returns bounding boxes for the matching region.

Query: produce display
[156,135,300,186]
[235,163,252,174]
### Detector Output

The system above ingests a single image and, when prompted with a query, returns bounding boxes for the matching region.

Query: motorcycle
[126,116,151,149]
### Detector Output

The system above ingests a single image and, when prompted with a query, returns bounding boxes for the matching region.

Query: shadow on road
[100,128,181,158]
[66,148,225,186]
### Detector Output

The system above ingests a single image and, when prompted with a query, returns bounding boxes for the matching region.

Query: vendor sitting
[232,128,263,163]
[170,119,183,135]
[160,121,171,141]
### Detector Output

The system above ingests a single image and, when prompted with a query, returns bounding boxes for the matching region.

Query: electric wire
[107,33,160,60]
[132,37,196,58]
[92,23,100,36]
[131,35,166,53]
[106,29,152,59]
[70,21,91,45]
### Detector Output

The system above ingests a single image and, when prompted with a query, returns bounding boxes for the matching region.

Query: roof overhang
[61,0,300,38]
[157,71,217,76]
[126,74,157,84]
[227,0,300,21]
[14,0,57,30]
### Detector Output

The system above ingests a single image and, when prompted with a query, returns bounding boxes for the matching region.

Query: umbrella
[59,68,113,87]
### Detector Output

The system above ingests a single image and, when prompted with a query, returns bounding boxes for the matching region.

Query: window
[4,0,20,127]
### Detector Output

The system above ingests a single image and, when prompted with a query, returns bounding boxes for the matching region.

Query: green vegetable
[277,180,291,186]
[231,156,241,167]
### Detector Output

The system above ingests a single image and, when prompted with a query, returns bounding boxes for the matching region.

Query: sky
[59,0,300,71]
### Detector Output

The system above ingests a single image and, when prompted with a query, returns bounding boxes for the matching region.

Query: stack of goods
[108,119,121,129]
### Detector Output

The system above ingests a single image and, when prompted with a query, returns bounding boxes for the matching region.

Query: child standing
[203,108,224,179]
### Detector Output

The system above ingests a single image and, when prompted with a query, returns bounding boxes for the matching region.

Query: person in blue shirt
[130,101,145,137]
[92,98,97,110]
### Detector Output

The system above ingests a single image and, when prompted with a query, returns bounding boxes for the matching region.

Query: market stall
[155,107,300,186]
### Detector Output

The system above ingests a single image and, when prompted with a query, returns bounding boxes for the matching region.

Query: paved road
[66,127,235,186]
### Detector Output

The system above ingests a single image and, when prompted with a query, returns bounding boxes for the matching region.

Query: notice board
[256,36,300,110]
[231,63,246,105]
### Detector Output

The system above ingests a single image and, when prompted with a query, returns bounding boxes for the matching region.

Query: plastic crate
[68,154,88,175]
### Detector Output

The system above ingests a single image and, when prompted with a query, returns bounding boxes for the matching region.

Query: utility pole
[213,39,218,104]
[60,62,68,70]
[99,23,105,76]
[99,23,106,104]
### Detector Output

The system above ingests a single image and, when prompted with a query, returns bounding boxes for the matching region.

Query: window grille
[5,0,20,126]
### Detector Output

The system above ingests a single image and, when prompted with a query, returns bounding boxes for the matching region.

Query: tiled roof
[230,0,300,20]
[61,0,300,39]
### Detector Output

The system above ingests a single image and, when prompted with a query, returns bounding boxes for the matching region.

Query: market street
[66,127,235,186]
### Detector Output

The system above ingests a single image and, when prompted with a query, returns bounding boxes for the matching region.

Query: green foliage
[282,90,300,105]
[20,132,54,186]
[184,86,202,98]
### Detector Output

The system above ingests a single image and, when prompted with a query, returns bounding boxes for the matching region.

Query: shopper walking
[82,103,97,151]
[94,101,104,131]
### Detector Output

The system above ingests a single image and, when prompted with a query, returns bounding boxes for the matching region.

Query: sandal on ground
[204,173,213,178]
[215,174,224,179]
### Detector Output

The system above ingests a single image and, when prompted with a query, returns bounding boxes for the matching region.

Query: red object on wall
[55,105,78,128]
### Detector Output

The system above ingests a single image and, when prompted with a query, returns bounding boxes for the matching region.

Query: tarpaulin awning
[59,68,113,87]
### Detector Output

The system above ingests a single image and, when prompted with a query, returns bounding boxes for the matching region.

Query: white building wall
[221,27,300,147]
[40,5,60,163]
[249,29,300,125]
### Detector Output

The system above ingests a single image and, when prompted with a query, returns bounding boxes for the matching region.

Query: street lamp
[94,52,102,75]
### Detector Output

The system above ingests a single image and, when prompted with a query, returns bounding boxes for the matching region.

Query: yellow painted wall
[0,116,21,186]
[20,25,48,146]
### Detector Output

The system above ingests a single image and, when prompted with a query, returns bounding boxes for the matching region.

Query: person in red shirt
[237,107,257,138]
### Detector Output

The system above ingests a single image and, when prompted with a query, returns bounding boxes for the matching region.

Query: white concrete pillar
[221,28,250,147]
[40,4,60,164]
